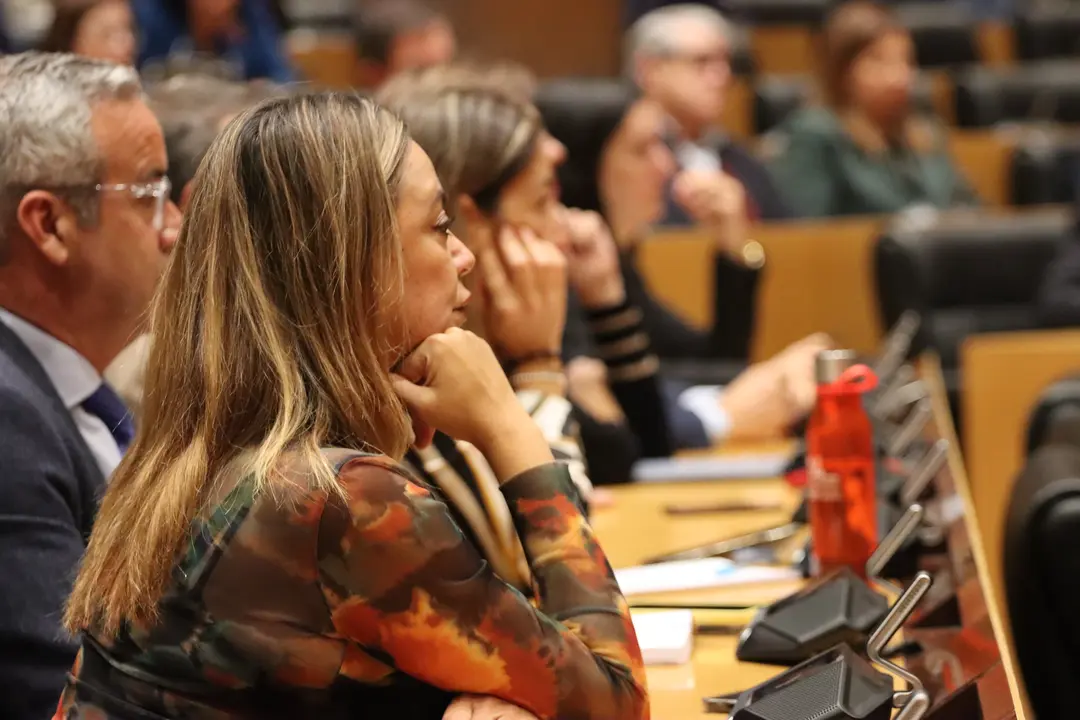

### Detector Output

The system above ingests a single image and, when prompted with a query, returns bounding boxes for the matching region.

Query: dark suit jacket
[0,321,105,720]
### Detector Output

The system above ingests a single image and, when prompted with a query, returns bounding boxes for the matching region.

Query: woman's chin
[450,309,469,328]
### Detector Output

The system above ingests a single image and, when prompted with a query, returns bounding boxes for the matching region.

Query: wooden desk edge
[919,351,1031,720]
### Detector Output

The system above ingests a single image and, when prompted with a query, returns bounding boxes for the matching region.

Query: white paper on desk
[630,610,694,665]
[615,557,801,596]
[630,454,792,483]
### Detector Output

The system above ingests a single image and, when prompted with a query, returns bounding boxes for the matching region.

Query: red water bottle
[806,350,879,578]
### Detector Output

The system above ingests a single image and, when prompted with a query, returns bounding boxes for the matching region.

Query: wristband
[505,351,561,374]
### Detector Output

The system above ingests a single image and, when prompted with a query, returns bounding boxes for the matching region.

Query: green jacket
[769,107,979,219]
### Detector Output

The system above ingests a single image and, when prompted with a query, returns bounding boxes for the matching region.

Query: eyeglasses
[663,51,731,72]
[95,176,173,231]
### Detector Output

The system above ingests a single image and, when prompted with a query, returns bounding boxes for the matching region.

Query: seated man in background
[0,52,180,720]
[626,3,791,223]
[106,75,285,419]
[354,0,456,88]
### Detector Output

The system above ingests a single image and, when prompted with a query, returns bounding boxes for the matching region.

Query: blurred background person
[626,3,791,224]
[541,82,765,362]
[131,0,295,82]
[768,0,978,218]
[541,84,825,445]
[354,0,456,88]
[39,0,136,65]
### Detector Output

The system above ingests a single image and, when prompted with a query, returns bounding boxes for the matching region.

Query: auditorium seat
[1016,4,1080,61]
[1010,130,1080,206]
[954,60,1080,128]
[893,2,978,68]
[1025,376,1080,455]
[1004,442,1080,720]
[753,72,938,134]
[874,210,1066,370]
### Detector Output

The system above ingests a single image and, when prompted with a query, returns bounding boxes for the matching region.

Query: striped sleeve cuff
[584,299,660,384]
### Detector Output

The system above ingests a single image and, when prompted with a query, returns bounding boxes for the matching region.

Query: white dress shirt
[677,384,733,443]
[0,309,123,478]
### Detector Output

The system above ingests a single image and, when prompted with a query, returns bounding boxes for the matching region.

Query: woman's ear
[455,194,497,255]
[456,194,482,222]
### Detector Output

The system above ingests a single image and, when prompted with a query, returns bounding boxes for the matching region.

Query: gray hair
[624,4,733,76]
[0,52,143,257]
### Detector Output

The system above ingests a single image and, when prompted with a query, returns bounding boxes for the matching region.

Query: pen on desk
[663,500,784,516]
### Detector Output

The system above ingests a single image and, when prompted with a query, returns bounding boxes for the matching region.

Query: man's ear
[15,190,78,266]
[632,54,657,93]
[456,194,482,223]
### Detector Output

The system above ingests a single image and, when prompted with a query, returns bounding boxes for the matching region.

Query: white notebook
[631,453,792,483]
[630,610,695,665]
[615,557,801,596]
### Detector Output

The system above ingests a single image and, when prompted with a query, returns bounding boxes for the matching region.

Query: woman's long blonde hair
[65,92,413,635]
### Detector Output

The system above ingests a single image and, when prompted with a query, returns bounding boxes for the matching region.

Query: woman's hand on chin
[442,695,539,720]
[391,328,554,479]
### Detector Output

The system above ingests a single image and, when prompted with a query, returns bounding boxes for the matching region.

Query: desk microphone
[872,310,921,385]
[886,398,933,460]
[712,572,933,719]
[735,503,925,666]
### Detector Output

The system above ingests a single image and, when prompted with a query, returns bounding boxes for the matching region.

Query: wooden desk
[590,356,1028,718]
[590,479,803,719]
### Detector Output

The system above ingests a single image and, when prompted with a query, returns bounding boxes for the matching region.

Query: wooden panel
[960,332,1080,718]
[636,217,885,363]
[723,78,754,141]
[926,70,955,126]
[445,0,622,78]
[949,130,1014,207]
[288,32,360,89]
[977,22,1016,68]
[751,26,817,76]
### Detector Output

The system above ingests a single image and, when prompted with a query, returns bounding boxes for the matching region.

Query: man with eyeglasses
[626,4,791,225]
[0,52,180,720]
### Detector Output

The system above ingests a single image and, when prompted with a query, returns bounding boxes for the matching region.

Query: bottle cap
[815,349,857,385]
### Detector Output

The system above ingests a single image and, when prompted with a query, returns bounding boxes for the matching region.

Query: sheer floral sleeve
[316,457,649,720]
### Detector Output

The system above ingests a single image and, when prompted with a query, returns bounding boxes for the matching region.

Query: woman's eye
[434,214,453,236]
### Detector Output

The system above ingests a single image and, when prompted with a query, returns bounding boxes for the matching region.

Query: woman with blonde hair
[59,92,647,719]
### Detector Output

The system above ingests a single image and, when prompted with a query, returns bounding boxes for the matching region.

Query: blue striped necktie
[82,383,135,454]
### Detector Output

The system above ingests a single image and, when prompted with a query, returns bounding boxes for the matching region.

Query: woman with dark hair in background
[769,0,978,218]
[39,0,136,66]
[538,80,827,446]
[130,0,294,81]
[538,80,766,363]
